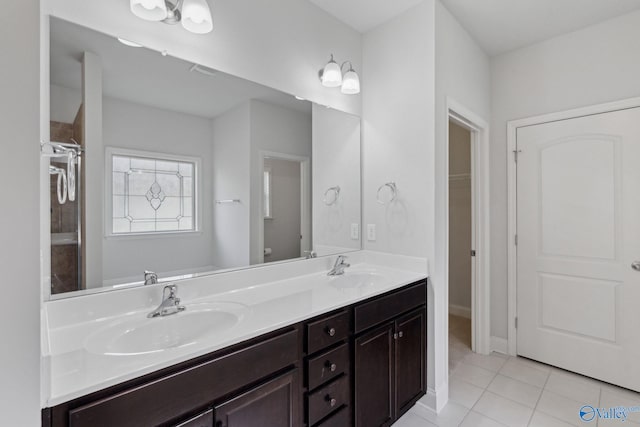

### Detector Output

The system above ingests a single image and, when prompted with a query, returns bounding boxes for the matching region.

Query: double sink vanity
[41,252,428,427]
[42,15,428,427]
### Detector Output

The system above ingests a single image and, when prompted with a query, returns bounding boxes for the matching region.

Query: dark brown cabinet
[354,322,395,427]
[43,280,427,427]
[214,370,299,427]
[394,309,426,416]
[354,283,427,427]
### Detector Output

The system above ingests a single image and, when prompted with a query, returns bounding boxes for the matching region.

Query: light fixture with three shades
[130,0,214,34]
[320,54,361,95]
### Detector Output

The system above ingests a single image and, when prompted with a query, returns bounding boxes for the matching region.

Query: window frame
[263,166,273,220]
[105,146,201,238]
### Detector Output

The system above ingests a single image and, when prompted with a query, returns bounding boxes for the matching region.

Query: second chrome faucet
[328,255,350,276]
[148,285,186,318]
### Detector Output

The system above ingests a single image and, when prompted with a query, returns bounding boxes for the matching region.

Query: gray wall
[211,103,252,269]
[102,96,216,284]
[0,0,41,424]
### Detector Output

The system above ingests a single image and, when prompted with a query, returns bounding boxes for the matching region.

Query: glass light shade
[130,0,168,21]
[321,60,343,88]
[181,0,214,34]
[341,69,360,94]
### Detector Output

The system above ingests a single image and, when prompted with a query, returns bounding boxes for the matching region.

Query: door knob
[632,261,640,271]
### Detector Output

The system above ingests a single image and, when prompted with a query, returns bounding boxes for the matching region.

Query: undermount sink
[85,302,247,356]
[328,271,386,290]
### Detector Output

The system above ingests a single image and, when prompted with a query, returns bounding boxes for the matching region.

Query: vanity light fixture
[129,0,213,34]
[319,54,361,95]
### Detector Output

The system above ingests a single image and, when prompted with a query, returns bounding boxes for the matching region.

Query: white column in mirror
[83,51,103,289]
[312,104,361,255]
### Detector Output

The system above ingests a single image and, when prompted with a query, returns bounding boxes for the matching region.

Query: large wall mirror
[47,17,361,299]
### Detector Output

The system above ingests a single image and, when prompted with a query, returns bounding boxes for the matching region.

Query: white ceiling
[309,0,424,33]
[440,0,640,56]
[50,18,311,121]
[309,0,640,56]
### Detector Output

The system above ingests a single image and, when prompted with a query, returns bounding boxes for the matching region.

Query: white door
[517,107,640,392]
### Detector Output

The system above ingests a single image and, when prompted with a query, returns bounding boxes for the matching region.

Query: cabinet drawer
[174,409,213,427]
[307,343,349,390]
[306,310,349,355]
[307,375,349,426]
[354,281,426,334]
[315,406,350,427]
[67,328,299,427]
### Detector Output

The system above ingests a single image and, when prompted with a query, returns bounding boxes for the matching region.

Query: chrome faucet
[147,285,186,318]
[304,250,318,259]
[144,270,158,286]
[328,255,350,276]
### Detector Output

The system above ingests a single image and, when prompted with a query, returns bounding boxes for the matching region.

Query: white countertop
[43,251,428,407]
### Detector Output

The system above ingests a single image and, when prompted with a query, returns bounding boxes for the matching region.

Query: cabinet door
[214,370,298,427]
[354,322,394,427]
[395,309,426,416]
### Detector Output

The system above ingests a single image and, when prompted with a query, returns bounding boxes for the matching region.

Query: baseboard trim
[415,384,448,414]
[449,304,471,319]
[491,336,508,354]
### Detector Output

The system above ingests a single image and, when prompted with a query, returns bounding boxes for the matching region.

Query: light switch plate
[350,223,359,240]
[367,224,376,241]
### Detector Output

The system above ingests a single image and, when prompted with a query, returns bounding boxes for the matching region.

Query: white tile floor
[395,315,640,427]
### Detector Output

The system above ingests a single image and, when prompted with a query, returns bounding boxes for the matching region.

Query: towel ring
[323,186,341,206]
[376,182,397,205]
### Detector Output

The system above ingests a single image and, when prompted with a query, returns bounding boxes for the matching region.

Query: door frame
[446,98,491,355]
[506,96,640,356]
[258,150,311,264]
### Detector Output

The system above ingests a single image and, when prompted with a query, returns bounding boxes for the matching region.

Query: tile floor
[395,314,640,427]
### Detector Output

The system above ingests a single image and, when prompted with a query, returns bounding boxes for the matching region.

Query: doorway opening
[444,99,491,379]
[259,151,311,264]
[448,120,474,371]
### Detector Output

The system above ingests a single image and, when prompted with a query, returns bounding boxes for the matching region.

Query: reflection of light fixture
[129,0,213,34]
[117,37,143,47]
[319,54,361,95]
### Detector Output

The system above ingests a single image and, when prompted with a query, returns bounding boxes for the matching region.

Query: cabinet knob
[325,361,337,372]
[325,395,337,407]
[326,327,336,337]
[398,331,404,338]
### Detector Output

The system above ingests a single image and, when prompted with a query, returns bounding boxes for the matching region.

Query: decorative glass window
[263,168,272,219]
[108,148,198,235]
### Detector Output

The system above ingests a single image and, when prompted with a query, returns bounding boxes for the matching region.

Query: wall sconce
[319,54,361,95]
[130,0,213,34]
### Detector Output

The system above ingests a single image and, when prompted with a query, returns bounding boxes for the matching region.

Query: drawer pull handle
[326,327,336,337]
[325,395,337,407]
[325,361,337,372]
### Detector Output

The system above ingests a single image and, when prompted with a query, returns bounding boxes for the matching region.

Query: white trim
[490,336,509,355]
[449,304,471,319]
[446,97,491,356]
[416,383,449,415]
[506,95,640,357]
